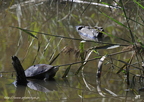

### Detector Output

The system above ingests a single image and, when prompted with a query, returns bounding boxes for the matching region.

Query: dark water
[0,0,144,101]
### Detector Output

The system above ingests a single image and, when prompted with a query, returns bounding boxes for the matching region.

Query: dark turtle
[25,64,59,80]
[76,25,104,41]
[12,56,59,87]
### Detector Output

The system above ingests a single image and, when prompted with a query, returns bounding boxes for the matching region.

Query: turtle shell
[25,64,58,80]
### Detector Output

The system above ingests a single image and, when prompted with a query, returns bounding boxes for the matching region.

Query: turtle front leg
[44,74,49,81]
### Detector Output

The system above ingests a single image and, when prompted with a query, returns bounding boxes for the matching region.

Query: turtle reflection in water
[76,25,104,41]
[27,80,57,92]
[25,64,58,80]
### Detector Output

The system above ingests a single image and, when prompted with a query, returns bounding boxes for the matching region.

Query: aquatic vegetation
[0,0,144,101]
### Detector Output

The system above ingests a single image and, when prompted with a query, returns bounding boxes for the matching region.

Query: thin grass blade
[15,27,38,39]
[75,64,85,75]
[49,53,61,65]
[100,12,129,29]
[133,0,144,9]
[79,41,85,62]
[62,65,71,78]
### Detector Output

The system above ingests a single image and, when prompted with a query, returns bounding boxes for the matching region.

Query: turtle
[25,64,59,80]
[76,25,104,41]
[12,56,59,86]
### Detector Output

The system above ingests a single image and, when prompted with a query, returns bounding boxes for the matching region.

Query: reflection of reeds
[122,43,144,55]
[62,46,82,58]
[0,0,144,100]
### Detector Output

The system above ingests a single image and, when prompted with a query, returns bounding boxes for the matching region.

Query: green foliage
[79,41,85,62]
[15,27,38,39]
[1,0,144,101]
[133,0,144,9]
[62,65,71,78]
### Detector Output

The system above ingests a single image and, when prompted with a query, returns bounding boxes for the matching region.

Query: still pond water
[0,0,144,102]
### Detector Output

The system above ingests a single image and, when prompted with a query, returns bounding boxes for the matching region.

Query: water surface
[0,0,144,101]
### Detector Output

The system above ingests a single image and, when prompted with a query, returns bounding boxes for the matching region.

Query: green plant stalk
[75,41,85,74]
[79,41,85,62]
[100,11,129,29]
[120,0,135,43]
[49,53,61,65]
[14,27,38,39]
[62,65,71,78]
[133,0,144,9]
[75,64,86,75]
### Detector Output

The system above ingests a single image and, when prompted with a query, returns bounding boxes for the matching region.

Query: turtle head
[45,66,59,81]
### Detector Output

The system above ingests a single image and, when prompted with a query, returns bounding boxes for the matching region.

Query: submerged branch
[96,55,107,78]
[61,0,121,9]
